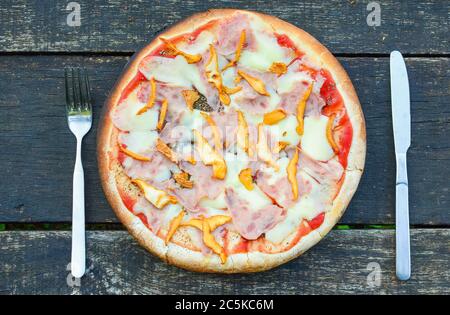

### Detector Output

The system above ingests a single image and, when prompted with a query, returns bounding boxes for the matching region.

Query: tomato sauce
[136,213,150,229]
[319,69,353,168]
[118,188,136,212]
[307,212,325,230]
[232,238,249,254]
[274,33,303,56]
[118,71,146,103]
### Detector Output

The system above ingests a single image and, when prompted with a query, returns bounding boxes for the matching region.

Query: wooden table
[0,0,449,295]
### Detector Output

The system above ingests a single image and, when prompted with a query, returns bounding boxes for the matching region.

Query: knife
[390,51,411,281]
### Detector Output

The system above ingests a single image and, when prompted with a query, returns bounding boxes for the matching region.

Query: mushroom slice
[272,141,290,154]
[182,90,200,111]
[157,99,168,131]
[222,30,246,71]
[131,179,177,209]
[237,70,270,96]
[200,112,222,151]
[137,78,156,115]
[287,147,300,200]
[156,138,178,163]
[238,168,254,190]
[326,114,340,154]
[173,172,193,189]
[180,215,232,263]
[202,220,227,263]
[256,123,279,171]
[263,109,287,125]
[236,110,250,153]
[181,215,231,232]
[193,129,227,179]
[296,83,313,135]
[205,44,230,105]
[268,62,287,76]
[165,210,186,244]
[160,37,202,64]
[118,143,151,162]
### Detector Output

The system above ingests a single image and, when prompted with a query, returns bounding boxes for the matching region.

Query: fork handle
[396,153,410,281]
[71,137,86,278]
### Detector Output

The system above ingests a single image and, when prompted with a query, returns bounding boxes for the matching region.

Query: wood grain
[0,56,449,225]
[0,0,448,54]
[0,229,448,294]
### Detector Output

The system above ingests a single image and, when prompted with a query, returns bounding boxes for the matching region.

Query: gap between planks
[0,51,450,58]
[1,223,449,231]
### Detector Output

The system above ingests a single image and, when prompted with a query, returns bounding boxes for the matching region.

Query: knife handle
[395,153,411,280]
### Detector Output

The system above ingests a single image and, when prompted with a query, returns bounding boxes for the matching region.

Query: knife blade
[390,50,411,281]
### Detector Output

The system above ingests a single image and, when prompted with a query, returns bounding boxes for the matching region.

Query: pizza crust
[97,9,366,273]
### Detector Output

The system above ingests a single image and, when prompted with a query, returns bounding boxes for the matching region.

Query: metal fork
[65,68,92,278]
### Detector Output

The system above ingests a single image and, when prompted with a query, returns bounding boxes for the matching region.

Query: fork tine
[65,68,71,112]
[77,67,84,111]
[83,68,92,111]
[72,67,80,111]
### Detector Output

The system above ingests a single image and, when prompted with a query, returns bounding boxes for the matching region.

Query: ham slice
[165,161,226,212]
[216,13,256,56]
[180,161,225,200]
[233,69,278,114]
[207,110,239,150]
[278,59,326,117]
[121,152,174,184]
[279,82,309,114]
[169,183,203,212]
[298,153,344,185]
[224,187,285,240]
[256,170,312,208]
[137,81,194,119]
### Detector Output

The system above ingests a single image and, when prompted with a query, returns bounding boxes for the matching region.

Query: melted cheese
[259,157,289,185]
[239,32,292,72]
[155,168,172,182]
[199,191,228,209]
[224,149,250,188]
[161,203,183,228]
[277,71,312,94]
[265,204,303,244]
[301,115,334,161]
[235,183,272,209]
[141,55,207,95]
[222,67,237,88]
[177,31,215,55]
[119,130,158,154]
[266,114,301,146]
[266,87,281,113]
[111,89,159,131]
[178,109,206,142]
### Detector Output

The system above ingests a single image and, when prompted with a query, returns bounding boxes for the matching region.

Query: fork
[65,68,92,278]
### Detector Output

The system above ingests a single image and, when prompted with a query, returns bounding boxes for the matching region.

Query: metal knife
[390,51,411,281]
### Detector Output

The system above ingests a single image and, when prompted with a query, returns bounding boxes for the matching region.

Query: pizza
[97,9,366,272]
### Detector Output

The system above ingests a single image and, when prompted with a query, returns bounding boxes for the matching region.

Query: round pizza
[97,9,366,272]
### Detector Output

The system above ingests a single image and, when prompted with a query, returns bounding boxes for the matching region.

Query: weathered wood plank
[0,229,448,294]
[0,56,449,224]
[0,0,448,54]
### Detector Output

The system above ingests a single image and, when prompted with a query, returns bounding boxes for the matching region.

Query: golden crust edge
[97,8,366,273]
